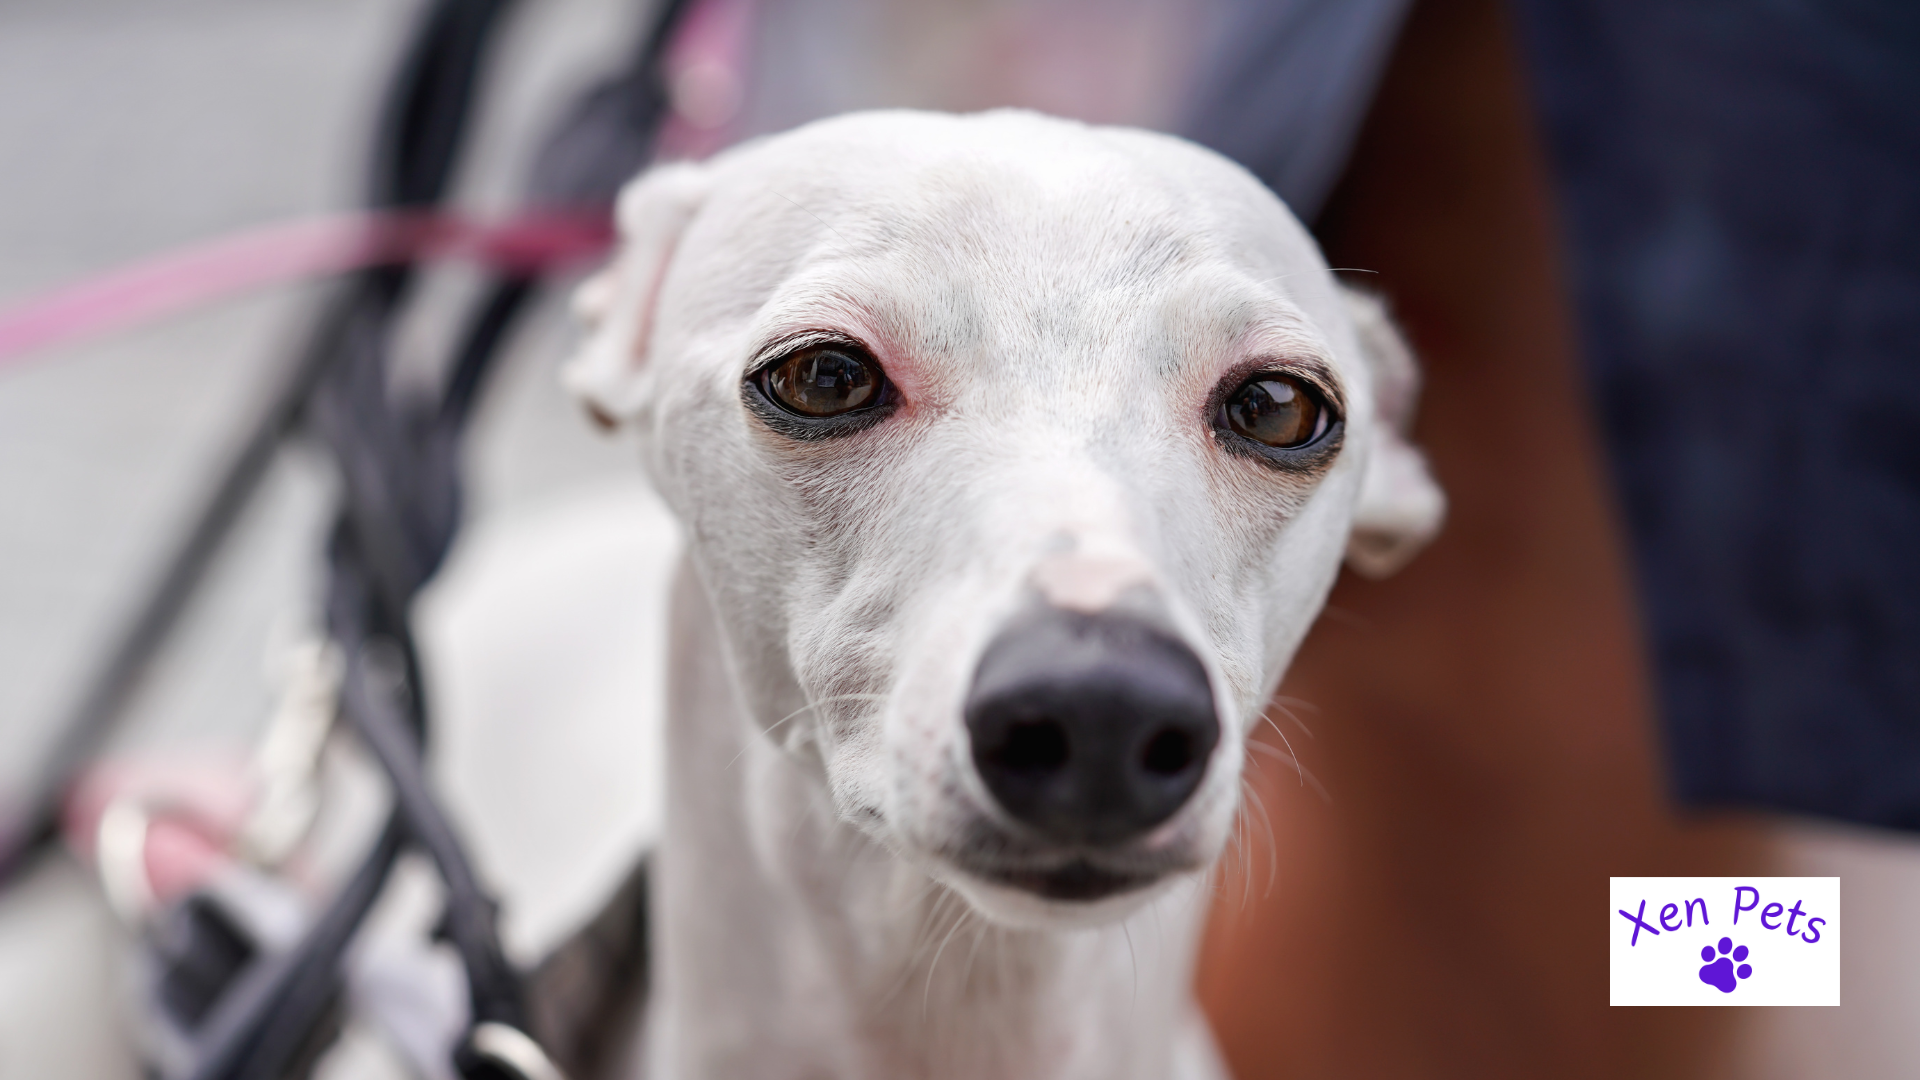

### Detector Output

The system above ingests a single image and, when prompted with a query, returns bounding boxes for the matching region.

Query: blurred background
[2,0,1917,1077]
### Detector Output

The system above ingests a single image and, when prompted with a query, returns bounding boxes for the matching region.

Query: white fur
[445,109,1442,1080]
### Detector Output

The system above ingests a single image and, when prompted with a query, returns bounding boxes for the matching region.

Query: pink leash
[0,209,613,370]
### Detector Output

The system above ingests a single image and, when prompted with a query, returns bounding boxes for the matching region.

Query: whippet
[437,107,1443,1080]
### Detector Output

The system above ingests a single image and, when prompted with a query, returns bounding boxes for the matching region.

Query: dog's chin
[937,862,1186,930]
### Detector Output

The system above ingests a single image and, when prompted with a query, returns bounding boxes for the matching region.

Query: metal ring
[463,1022,568,1080]
[95,796,155,924]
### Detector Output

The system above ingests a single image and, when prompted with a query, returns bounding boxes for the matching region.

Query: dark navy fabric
[1179,0,1414,221]
[1510,1,1920,828]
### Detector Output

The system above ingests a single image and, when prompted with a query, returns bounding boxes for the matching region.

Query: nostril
[964,609,1219,845]
[992,720,1070,774]
[1139,727,1194,776]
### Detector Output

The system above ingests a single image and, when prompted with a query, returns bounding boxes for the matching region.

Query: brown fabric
[1194,0,1771,1076]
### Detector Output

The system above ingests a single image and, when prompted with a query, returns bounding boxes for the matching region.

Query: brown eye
[1219,374,1329,448]
[761,345,885,417]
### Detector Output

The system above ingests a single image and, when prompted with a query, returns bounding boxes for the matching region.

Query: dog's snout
[964,610,1219,846]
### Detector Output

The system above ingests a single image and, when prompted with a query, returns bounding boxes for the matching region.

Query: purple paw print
[1698,937,1753,993]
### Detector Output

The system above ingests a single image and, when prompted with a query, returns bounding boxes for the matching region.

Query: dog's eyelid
[1228,356,1345,418]
[747,329,879,375]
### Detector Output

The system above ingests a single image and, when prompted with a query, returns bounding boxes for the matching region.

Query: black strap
[1,0,695,1071]
[175,0,697,1075]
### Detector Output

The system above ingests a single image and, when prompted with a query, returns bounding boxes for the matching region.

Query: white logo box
[1610,877,1840,1006]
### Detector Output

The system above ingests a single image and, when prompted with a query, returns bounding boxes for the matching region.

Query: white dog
[433,108,1442,1080]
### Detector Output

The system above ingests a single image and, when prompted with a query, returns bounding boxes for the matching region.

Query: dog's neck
[644,562,1221,1080]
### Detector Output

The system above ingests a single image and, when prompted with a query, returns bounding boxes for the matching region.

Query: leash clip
[457,1021,569,1080]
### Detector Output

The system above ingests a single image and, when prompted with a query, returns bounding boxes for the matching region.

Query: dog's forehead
[683,111,1353,379]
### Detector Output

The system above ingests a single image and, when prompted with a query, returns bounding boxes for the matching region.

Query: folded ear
[562,162,712,427]
[1340,285,1446,578]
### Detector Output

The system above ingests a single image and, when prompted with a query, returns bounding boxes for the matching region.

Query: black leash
[1,0,695,1075]
[185,0,696,1073]
[182,1,527,1074]
[0,0,515,888]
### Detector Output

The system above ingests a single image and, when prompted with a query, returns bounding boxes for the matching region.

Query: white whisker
[726,692,887,769]
[960,920,990,996]
[1248,738,1331,804]
[1270,696,1317,739]
[1241,782,1278,897]
[1254,267,1378,289]
[922,903,970,1024]
[1257,711,1304,788]
[771,188,855,246]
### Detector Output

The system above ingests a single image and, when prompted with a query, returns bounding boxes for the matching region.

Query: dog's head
[566,110,1442,927]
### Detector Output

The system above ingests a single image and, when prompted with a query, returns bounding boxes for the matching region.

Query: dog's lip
[938,831,1200,903]
[970,858,1164,902]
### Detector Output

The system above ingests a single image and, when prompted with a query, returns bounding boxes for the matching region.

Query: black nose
[964,610,1220,846]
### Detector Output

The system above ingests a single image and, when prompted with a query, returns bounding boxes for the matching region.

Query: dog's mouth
[938,823,1202,904]
[973,858,1163,901]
